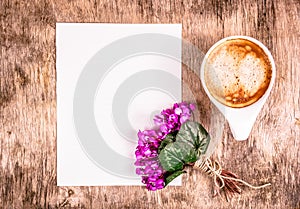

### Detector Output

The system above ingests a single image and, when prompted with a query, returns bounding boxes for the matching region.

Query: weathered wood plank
[0,0,299,208]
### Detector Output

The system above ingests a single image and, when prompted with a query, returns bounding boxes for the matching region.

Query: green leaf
[158,133,175,154]
[165,170,186,186]
[158,121,210,185]
[158,139,197,172]
[176,121,211,156]
[158,142,184,172]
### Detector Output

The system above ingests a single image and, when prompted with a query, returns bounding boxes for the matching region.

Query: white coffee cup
[200,36,276,141]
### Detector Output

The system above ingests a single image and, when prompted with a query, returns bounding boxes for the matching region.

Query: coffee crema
[204,38,272,108]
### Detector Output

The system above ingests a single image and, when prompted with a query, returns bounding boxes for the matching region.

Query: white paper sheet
[56,23,182,186]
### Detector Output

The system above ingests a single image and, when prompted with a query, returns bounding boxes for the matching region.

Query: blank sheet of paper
[56,23,182,186]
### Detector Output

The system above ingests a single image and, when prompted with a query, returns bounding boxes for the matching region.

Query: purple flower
[135,129,165,191]
[135,157,165,191]
[135,102,196,191]
[155,102,195,137]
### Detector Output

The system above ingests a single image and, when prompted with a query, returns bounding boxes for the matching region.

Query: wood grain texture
[0,0,299,208]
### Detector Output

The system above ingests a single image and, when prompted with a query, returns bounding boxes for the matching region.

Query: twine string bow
[194,159,271,201]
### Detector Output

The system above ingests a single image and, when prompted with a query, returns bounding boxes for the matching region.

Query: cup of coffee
[200,36,276,140]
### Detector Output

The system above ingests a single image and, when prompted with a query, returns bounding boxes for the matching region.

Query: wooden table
[1,0,299,208]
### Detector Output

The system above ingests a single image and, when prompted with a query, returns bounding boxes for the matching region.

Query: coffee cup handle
[227,116,257,141]
[224,98,266,141]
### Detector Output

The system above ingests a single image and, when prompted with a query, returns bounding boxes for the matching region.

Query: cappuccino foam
[204,38,272,108]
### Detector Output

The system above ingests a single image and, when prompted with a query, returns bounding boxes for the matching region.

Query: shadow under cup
[202,37,274,108]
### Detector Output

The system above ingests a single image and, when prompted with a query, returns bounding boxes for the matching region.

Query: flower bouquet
[134,102,270,201]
